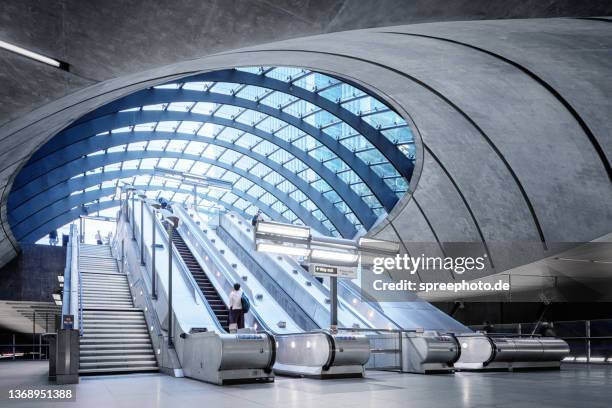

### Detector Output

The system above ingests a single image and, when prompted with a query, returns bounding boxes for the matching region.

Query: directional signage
[312,264,357,279]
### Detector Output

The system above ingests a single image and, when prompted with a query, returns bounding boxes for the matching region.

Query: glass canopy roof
[8,66,417,242]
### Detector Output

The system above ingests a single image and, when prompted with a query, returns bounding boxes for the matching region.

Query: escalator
[171,230,229,332]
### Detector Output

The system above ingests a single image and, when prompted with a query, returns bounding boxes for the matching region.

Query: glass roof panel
[17,66,417,242]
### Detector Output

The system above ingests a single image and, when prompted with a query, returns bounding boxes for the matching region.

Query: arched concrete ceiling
[0,18,610,281]
[2,1,612,125]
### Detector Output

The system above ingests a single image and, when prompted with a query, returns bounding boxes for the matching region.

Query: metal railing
[60,223,82,335]
[0,342,50,361]
[73,225,83,336]
[471,319,612,364]
[60,227,73,323]
[336,327,420,371]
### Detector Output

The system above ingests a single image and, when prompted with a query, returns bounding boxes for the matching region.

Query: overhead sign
[63,314,74,330]
[312,264,357,279]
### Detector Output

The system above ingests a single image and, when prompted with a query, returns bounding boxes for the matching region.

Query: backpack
[240,294,251,313]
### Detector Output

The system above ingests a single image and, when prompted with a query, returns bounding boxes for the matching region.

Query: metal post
[167,223,174,348]
[39,334,42,360]
[121,239,125,274]
[32,311,36,360]
[12,334,15,360]
[140,199,145,265]
[586,320,591,364]
[151,210,157,300]
[131,192,136,241]
[330,276,338,330]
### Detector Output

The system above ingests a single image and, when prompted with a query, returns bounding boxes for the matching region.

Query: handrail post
[151,209,157,299]
[131,191,136,241]
[140,198,145,265]
[167,221,175,349]
[330,276,338,330]
[586,320,591,364]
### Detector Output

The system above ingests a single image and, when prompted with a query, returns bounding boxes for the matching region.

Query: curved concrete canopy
[0,18,610,282]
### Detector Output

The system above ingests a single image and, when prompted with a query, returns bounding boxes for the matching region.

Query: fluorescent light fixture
[311,248,358,263]
[256,242,310,257]
[0,40,62,68]
[57,275,64,283]
[52,293,61,301]
[54,299,62,306]
[358,237,400,254]
[256,221,311,239]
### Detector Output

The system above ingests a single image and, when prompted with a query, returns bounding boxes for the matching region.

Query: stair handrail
[63,223,83,335]
[78,239,83,336]
[61,224,74,328]
[73,223,83,336]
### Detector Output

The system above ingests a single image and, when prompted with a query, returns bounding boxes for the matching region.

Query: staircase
[78,244,158,375]
[171,231,229,331]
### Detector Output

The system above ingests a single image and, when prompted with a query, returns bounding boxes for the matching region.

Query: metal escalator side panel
[262,332,276,373]
[328,334,371,368]
[323,332,336,371]
[275,332,332,370]
[218,333,274,371]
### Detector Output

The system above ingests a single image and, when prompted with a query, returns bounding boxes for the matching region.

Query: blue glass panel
[384,177,409,191]
[371,163,401,179]
[380,126,414,144]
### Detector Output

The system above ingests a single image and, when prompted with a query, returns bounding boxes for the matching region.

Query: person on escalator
[228,283,245,332]
[482,321,494,334]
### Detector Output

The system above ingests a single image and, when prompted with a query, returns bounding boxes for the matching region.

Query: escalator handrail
[138,201,226,334]
[176,207,255,303]
[175,206,276,334]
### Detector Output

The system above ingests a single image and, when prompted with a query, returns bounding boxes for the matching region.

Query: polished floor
[1,362,611,408]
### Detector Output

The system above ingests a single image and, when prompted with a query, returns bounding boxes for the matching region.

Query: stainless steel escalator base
[273,363,365,378]
[455,361,563,371]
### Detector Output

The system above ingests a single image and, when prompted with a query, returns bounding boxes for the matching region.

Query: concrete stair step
[79,366,158,375]
[80,354,155,362]
[79,360,157,368]
[81,337,152,343]
[84,328,149,334]
[80,349,155,356]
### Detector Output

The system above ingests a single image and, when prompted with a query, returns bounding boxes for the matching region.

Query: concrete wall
[2,0,612,125]
[0,244,65,302]
[0,17,610,283]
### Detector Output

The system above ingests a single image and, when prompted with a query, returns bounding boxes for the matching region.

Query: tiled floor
[1,362,611,407]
